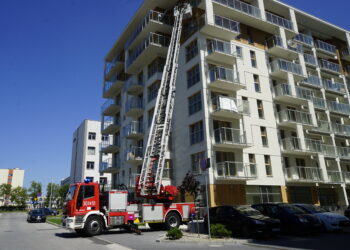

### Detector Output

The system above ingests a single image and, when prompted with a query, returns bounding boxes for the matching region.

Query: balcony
[321,144,337,158]
[104,54,124,82]
[343,172,350,184]
[293,33,314,47]
[327,101,350,116]
[342,48,350,62]
[100,158,120,174]
[206,39,238,64]
[123,121,144,140]
[303,53,317,67]
[337,146,350,160]
[266,35,301,60]
[103,74,125,98]
[323,79,346,95]
[281,137,321,155]
[311,120,332,134]
[265,11,294,31]
[215,162,257,180]
[125,97,144,117]
[327,171,343,183]
[100,136,120,154]
[284,167,323,182]
[128,174,140,188]
[126,147,143,164]
[211,96,249,119]
[126,33,170,74]
[124,10,172,50]
[315,39,337,57]
[273,84,311,105]
[200,14,240,41]
[125,77,144,95]
[319,59,341,75]
[270,59,305,81]
[101,116,120,135]
[208,65,244,91]
[213,127,248,149]
[277,109,314,128]
[101,99,120,116]
[332,123,350,137]
[312,96,327,110]
[301,75,322,89]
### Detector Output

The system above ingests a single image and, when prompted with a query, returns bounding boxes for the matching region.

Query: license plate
[272,228,280,232]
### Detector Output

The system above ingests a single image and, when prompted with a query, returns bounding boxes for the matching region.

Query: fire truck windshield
[65,185,77,201]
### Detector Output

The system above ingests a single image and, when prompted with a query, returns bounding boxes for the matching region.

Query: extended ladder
[138,3,192,197]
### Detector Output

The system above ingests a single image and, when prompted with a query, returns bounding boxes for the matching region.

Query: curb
[46,220,63,228]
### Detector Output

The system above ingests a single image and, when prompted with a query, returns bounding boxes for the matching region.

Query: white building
[100,0,350,208]
[0,168,25,205]
[69,120,111,184]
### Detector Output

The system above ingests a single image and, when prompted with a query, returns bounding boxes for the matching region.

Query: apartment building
[100,0,350,208]
[0,168,25,205]
[70,120,111,185]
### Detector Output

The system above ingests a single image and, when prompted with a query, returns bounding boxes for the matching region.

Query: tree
[10,187,28,206]
[0,184,12,205]
[178,172,200,201]
[44,183,60,207]
[28,181,42,202]
[57,184,70,208]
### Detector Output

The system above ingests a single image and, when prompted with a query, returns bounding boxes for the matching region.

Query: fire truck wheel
[165,212,181,230]
[84,216,103,236]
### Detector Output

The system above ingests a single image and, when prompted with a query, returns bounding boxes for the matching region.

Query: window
[246,186,281,204]
[88,132,96,140]
[260,127,268,146]
[148,57,165,79]
[253,74,260,92]
[249,154,257,176]
[87,147,96,155]
[191,151,205,172]
[236,46,242,57]
[187,64,200,88]
[138,71,144,86]
[148,108,154,127]
[257,100,264,119]
[185,39,198,62]
[188,92,202,115]
[148,81,160,102]
[83,185,94,198]
[102,134,109,141]
[99,177,107,184]
[265,155,273,177]
[250,50,257,68]
[86,161,94,170]
[189,121,204,145]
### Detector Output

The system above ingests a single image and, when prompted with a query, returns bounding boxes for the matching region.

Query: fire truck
[62,2,196,236]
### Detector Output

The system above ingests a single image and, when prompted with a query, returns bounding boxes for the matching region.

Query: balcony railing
[125,77,144,92]
[101,99,120,114]
[216,162,257,179]
[282,137,303,151]
[124,10,172,49]
[312,96,327,110]
[319,59,341,74]
[100,158,120,172]
[266,35,302,53]
[343,172,350,184]
[323,79,346,94]
[105,54,124,77]
[278,109,313,126]
[102,116,120,131]
[304,53,317,66]
[332,123,350,136]
[321,144,337,157]
[337,146,350,159]
[275,84,311,100]
[207,39,236,57]
[285,167,323,182]
[214,127,246,145]
[100,136,120,151]
[125,97,144,113]
[294,33,314,46]
[212,96,249,115]
[126,147,143,161]
[327,101,350,115]
[342,48,350,57]
[315,39,337,55]
[265,11,293,30]
[313,120,331,133]
[213,0,262,19]
[208,65,241,86]
[122,121,143,137]
[214,15,240,34]
[270,59,303,76]
[305,138,323,153]
[327,171,343,183]
[126,33,170,68]
[302,75,322,88]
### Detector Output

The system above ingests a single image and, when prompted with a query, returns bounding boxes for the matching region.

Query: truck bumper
[62,216,82,230]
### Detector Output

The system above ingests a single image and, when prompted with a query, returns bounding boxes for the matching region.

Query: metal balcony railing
[337,146,350,159]
[327,101,350,115]
[332,123,350,136]
[214,127,246,145]
[126,147,143,161]
[270,59,303,76]
[327,171,343,183]
[294,33,314,46]
[211,96,249,115]
[323,79,346,94]
[304,53,317,66]
[122,121,143,137]
[313,120,331,133]
[278,109,313,126]
[265,11,293,30]
[213,0,262,19]
[319,59,341,74]
[312,96,327,109]
[302,75,322,88]
[284,166,323,182]
[315,39,337,55]
[209,65,241,85]
[216,162,257,179]
[207,39,236,57]
[214,15,240,33]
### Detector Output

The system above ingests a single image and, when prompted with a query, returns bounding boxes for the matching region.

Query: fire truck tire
[164,212,181,230]
[84,216,103,236]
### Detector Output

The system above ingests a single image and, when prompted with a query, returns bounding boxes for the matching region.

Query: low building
[0,168,25,206]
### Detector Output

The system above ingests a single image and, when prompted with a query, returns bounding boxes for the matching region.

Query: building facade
[70,120,111,184]
[100,0,350,208]
[0,168,25,205]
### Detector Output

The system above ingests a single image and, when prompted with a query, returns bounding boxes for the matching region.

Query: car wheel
[84,216,103,236]
[164,212,181,230]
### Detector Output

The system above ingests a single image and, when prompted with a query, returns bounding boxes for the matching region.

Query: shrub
[166,227,183,240]
[210,224,232,238]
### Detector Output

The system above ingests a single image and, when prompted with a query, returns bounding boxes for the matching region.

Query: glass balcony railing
[278,109,313,126]
[342,48,350,57]
[275,84,311,100]
[126,33,170,68]
[327,171,343,183]
[332,123,350,136]
[211,96,250,115]
[214,15,240,34]
[321,144,337,157]
[125,97,144,113]
[265,11,294,30]
[285,167,323,182]
[126,147,143,161]
[315,39,337,55]
[282,137,323,153]
[214,127,246,145]
[105,54,124,77]
[312,96,327,109]
[305,138,323,153]
[343,172,350,184]
[313,120,331,133]
[337,146,350,159]
[302,75,322,88]
[327,101,350,115]
[122,121,143,137]
[213,0,262,19]
[282,137,303,151]
[270,59,303,76]
[100,136,120,151]
[208,65,241,85]
[216,162,257,179]
[266,35,302,53]
[207,39,236,57]
[294,33,314,46]
[304,53,317,66]
[323,79,346,94]
[125,77,144,91]
[101,99,120,114]
[102,116,120,131]
[319,59,341,74]
[100,158,120,172]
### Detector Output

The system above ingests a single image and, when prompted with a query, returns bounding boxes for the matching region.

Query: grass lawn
[47,216,61,226]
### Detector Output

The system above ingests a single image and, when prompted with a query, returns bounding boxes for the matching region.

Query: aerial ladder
[136,2,192,200]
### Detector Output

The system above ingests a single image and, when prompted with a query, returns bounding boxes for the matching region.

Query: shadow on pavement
[55,232,82,239]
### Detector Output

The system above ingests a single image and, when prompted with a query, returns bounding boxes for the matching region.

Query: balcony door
[213,120,231,143]
[215,151,236,177]
[295,158,306,179]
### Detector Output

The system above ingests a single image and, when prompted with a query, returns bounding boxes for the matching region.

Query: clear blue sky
[0,0,348,193]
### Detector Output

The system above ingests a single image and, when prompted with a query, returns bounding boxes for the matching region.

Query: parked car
[294,204,350,231]
[39,207,59,216]
[27,209,46,223]
[205,205,281,238]
[345,206,350,219]
[252,203,323,234]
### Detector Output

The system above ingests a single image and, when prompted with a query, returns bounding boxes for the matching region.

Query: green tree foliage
[28,181,42,201]
[44,183,60,207]
[0,184,12,196]
[10,187,28,206]
[59,184,70,200]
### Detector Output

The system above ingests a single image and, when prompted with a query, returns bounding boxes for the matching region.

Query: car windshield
[31,210,42,215]
[235,206,262,216]
[279,204,305,214]
[299,204,328,213]
[65,185,76,201]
